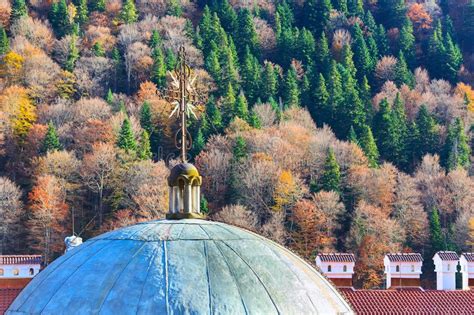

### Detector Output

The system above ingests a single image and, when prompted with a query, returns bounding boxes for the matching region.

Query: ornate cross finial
[165,46,200,163]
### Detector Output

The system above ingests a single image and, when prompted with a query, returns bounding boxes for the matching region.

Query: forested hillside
[0,0,474,288]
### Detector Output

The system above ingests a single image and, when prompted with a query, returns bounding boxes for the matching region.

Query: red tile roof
[386,253,423,262]
[317,253,356,262]
[461,253,474,262]
[0,289,22,314]
[435,251,459,261]
[0,255,42,265]
[341,289,474,315]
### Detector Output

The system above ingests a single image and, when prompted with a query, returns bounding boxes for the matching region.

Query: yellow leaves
[455,82,474,112]
[0,85,36,141]
[272,170,299,213]
[67,3,77,23]
[56,70,77,99]
[468,217,474,249]
[0,51,24,81]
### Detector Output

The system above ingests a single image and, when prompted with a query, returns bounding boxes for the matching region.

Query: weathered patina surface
[8,220,353,315]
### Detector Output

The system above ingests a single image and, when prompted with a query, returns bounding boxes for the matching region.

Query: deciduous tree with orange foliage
[28,175,68,265]
[408,3,433,33]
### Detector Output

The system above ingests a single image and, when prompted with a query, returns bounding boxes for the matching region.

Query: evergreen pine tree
[360,76,373,122]
[149,30,162,49]
[341,44,357,78]
[461,1,474,53]
[283,66,300,109]
[352,24,373,82]
[138,130,152,160]
[240,48,261,104]
[375,24,389,57]
[106,89,114,105]
[10,0,27,23]
[120,0,138,24]
[377,0,407,29]
[348,126,359,145]
[311,73,330,126]
[75,0,88,26]
[430,207,445,252]
[222,83,237,124]
[65,35,79,72]
[89,0,105,12]
[394,51,414,87]
[348,0,364,16]
[315,33,331,77]
[50,0,72,38]
[215,0,237,33]
[318,148,341,193]
[233,136,248,161]
[358,124,379,168]
[140,101,153,134]
[206,97,223,133]
[398,18,416,68]
[338,66,365,137]
[328,61,344,125]
[234,92,249,121]
[92,42,105,57]
[364,10,377,32]
[303,0,332,36]
[165,48,177,70]
[333,0,348,15]
[41,122,62,153]
[0,26,9,55]
[236,9,259,57]
[248,110,261,129]
[200,196,209,214]
[117,118,137,152]
[444,118,471,171]
[166,0,182,16]
[391,93,409,169]
[443,33,463,83]
[297,28,315,66]
[151,47,167,88]
[261,62,277,101]
[373,98,396,161]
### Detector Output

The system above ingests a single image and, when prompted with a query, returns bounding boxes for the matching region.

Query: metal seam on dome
[211,240,249,315]
[203,241,212,314]
[97,241,149,313]
[163,241,170,315]
[39,240,115,313]
[258,239,318,313]
[136,244,162,314]
[220,241,281,315]
[11,240,98,311]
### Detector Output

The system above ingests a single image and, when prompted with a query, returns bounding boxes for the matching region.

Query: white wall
[315,259,355,278]
[433,255,458,290]
[0,264,40,278]
[459,256,473,290]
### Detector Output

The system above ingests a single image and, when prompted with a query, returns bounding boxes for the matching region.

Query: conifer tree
[398,19,416,68]
[240,48,261,104]
[92,42,105,57]
[461,1,474,53]
[75,0,88,26]
[261,62,277,101]
[234,93,249,121]
[200,196,209,214]
[215,0,237,33]
[89,0,105,12]
[165,48,177,70]
[191,128,205,157]
[311,73,329,126]
[430,207,444,252]
[138,130,152,160]
[444,118,471,171]
[315,32,331,77]
[149,30,162,49]
[10,0,27,23]
[348,0,363,16]
[220,46,239,92]
[443,33,463,83]
[50,0,72,38]
[375,24,389,57]
[151,47,167,88]
[394,51,414,88]
[391,93,409,169]
[41,122,62,154]
[248,110,261,129]
[140,101,153,134]
[222,83,237,124]
[333,0,348,15]
[348,126,359,145]
[205,47,220,85]
[106,89,114,105]
[237,9,259,57]
[65,35,79,72]
[304,0,332,36]
[0,26,9,55]
[233,136,247,162]
[364,10,377,32]
[283,66,300,109]
[166,0,182,16]
[297,28,315,66]
[341,44,356,78]
[338,66,365,137]
[377,0,407,29]
[328,61,344,125]
[206,97,223,133]
[117,118,137,152]
[352,24,373,82]
[120,0,138,24]
[358,124,379,168]
[360,76,373,122]
[318,148,341,193]
[373,98,397,162]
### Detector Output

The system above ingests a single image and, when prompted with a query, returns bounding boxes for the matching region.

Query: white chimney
[383,253,423,289]
[433,251,459,290]
[315,253,355,288]
[459,253,473,290]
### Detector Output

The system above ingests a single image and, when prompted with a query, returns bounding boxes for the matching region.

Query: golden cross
[165,46,199,163]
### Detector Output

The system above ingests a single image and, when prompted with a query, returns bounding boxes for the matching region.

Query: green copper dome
[7,220,353,314]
